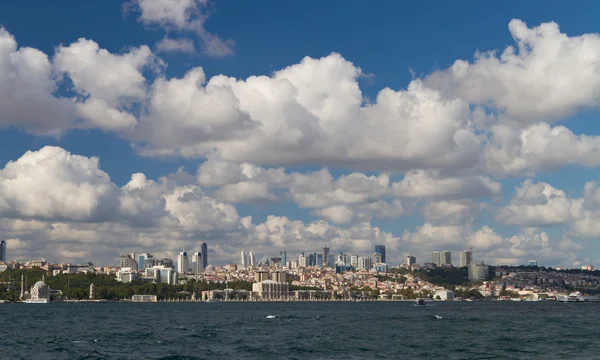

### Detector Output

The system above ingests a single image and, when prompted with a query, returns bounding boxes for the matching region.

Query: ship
[557,292,584,302]
[24,298,49,304]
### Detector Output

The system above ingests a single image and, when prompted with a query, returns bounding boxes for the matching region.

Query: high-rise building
[298,253,307,268]
[407,255,416,266]
[138,253,151,271]
[375,245,386,263]
[120,254,138,269]
[144,255,156,269]
[249,250,256,267]
[374,252,382,264]
[0,240,6,262]
[240,250,248,268]
[323,247,330,266]
[441,251,451,265]
[177,250,189,274]
[350,254,359,268]
[316,254,324,267]
[327,254,335,268]
[468,261,489,281]
[308,253,315,267]
[358,256,372,270]
[528,260,538,267]
[191,252,203,274]
[460,250,473,267]
[280,251,287,266]
[432,252,441,266]
[201,242,208,268]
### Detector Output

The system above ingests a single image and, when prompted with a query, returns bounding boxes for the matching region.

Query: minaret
[89,283,95,300]
[20,273,24,299]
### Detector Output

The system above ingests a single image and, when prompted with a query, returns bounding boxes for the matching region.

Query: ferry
[24,298,49,304]
[557,292,584,303]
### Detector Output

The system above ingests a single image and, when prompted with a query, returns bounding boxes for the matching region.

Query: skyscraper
[138,253,151,271]
[0,240,6,262]
[432,252,441,266]
[441,251,451,265]
[407,255,416,266]
[358,256,372,270]
[460,250,473,267]
[350,254,359,268]
[177,250,189,274]
[191,252,203,274]
[316,254,324,267]
[240,250,248,268]
[201,242,208,268]
[323,246,330,266]
[298,253,307,267]
[249,249,256,267]
[280,251,287,266]
[375,245,386,263]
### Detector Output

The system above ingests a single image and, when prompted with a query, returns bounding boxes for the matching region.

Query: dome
[33,280,47,288]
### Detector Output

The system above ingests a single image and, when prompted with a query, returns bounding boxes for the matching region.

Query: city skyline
[2,2,600,268]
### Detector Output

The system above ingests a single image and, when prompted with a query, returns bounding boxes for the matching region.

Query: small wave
[435,315,443,319]
[266,315,277,319]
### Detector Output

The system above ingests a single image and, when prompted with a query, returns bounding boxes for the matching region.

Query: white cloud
[131,0,234,57]
[486,123,600,176]
[155,37,196,54]
[426,19,600,123]
[496,180,582,226]
[134,54,480,173]
[213,181,279,203]
[393,170,501,199]
[0,27,74,134]
[0,146,117,221]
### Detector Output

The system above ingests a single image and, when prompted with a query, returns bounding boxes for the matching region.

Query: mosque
[22,275,51,303]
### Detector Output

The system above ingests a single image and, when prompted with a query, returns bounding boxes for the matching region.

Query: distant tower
[240,250,247,268]
[249,250,256,267]
[20,272,24,299]
[323,247,330,267]
[0,240,6,262]
[89,283,95,300]
[375,245,386,263]
[280,251,287,266]
[201,242,208,268]
[191,252,203,274]
[177,250,189,274]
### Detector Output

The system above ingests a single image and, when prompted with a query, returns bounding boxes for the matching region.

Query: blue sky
[1,0,600,267]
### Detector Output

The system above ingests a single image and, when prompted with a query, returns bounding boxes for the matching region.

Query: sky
[2,0,600,267]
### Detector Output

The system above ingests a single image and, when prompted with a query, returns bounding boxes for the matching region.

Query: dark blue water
[1,302,598,359]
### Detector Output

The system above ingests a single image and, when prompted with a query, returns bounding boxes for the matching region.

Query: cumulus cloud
[53,38,156,131]
[485,123,600,176]
[134,54,480,173]
[130,0,234,57]
[426,19,600,123]
[496,180,582,227]
[0,27,74,134]
[392,170,501,199]
[0,146,117,221]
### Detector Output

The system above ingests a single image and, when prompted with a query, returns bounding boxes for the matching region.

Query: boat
[24,298,49,304]
[583,295,600,302]
[415,298,432,306]
[557,292,584,303]
[205,298,221,303]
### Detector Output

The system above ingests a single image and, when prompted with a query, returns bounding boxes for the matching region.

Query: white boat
[24,298,49,304]
[557,292,584,303]
[205,299,221,303]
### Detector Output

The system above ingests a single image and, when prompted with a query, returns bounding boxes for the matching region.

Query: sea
[0,301,598,359]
